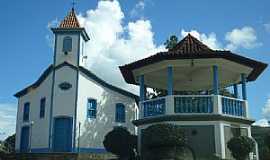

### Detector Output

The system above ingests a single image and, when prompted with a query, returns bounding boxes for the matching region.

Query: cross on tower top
[71,0,77,9]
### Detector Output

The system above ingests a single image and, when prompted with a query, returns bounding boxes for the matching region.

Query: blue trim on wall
[139,75,145,101]
[21,147,106,153]
[77,148,107,153]
[48,34,58,150]
[31,148,50,153]
[241,73,247,100]
[213,65,219,95]
[73,34,81,152]
[167,66,173,95]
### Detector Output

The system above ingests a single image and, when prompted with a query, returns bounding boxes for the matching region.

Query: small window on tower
[63,36,72,53]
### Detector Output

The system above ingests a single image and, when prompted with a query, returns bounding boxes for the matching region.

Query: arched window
[115,103,125,123]
[63,36,72,53]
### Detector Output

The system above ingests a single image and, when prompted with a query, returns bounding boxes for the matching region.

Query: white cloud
[253,119,270,127]
[253,96,270,127]
[225,26,262,51]
[180,29,222,50]
[46,18,59,49]
[264,23,270,33]
[78,0,165,93]
[262,96,270,119]
[0,103,17,140]
[130,1,145,18]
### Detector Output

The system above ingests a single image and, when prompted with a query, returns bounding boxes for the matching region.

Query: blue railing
[174,96,213,113]
[141,95,247,118]
[222,97,245,117]
[143,98,166,117]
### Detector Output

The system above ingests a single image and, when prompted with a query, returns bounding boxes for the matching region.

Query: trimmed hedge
[227,136,255,160]
[103,127,137,159]
[142,123,186,149]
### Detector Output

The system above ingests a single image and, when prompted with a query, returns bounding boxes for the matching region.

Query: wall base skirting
[6,151,116,160]
[16,147,107,154]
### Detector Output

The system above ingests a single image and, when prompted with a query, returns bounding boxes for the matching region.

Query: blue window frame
[40,98,46,118]
[87,99,97,118]
[23,102,30,122]
[115,103,125,123]
[63,36,72,52]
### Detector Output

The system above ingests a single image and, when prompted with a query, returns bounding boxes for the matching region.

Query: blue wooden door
[53,117,73,152]
[20,126,30,152]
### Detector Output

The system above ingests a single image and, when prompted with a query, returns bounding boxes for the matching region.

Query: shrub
[141,124,192,160]
[103,127,137,159]
[227,136,255,160]
[265,134,270,150]
[3,134,15,153]
[142,123,186,149]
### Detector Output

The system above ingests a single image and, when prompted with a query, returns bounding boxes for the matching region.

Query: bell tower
[51,8,90,67]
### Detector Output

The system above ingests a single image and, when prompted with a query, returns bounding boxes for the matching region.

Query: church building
[14,8,139,153]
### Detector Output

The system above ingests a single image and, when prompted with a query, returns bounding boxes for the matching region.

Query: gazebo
[119,34,267,159]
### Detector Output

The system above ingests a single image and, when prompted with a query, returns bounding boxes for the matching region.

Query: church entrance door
[53,117,73,152]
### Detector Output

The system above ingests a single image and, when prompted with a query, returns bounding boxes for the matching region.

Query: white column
[215,122,226,159]
[213,95,222,114]
[165,95,174,114]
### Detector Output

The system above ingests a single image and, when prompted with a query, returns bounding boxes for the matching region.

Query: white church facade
[15,8,139,153]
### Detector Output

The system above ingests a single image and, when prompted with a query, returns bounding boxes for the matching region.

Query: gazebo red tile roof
[59,8,81,28]
[119,34,267,85]
[169,34,213,54]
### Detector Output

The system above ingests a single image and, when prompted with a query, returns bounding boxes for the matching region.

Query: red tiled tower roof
[169,33,213,54]
[59,8,80,28]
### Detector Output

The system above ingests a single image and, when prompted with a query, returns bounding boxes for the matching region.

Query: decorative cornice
[132,114,255,126]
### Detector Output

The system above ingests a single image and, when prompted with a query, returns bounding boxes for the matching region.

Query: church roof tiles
[59,8,81,28]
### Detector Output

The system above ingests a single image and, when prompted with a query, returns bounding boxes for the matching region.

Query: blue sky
[0,0,270,139]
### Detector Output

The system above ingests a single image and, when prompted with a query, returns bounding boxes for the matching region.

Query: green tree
[227,136,255,160]
[164,35,178,50]
[4,134,15,153]
[103,127,137,159]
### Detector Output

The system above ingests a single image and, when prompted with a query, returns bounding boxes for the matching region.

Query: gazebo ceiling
[119,34,267,90]
[134,59,249,91]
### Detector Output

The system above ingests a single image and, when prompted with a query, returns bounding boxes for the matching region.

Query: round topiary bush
[142,124,194,160]
[142,123,186,149]
[227,136,255,160]
[103,127,137,159]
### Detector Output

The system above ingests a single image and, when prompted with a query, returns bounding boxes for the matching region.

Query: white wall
[15,72,53,150]
[75,71,138,149]
[55,34,80,67]
[52,66,77,117]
